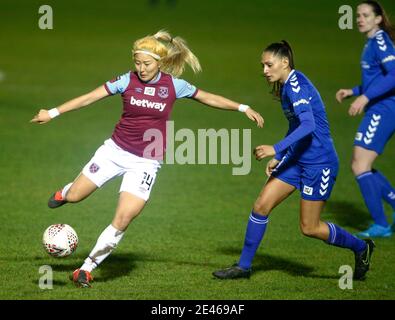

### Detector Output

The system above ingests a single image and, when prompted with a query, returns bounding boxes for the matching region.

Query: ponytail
[264,40,295,99]
[133,30,202,77]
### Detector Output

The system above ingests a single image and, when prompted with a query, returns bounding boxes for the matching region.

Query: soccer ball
[42,224,78,257]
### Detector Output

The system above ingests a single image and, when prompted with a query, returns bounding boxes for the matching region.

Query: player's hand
[254,145,275,161]
[245,108,264,128]
[348,95,369,116]
[266,158,280,177]
[30,109,52,124]
[336,89,353,103]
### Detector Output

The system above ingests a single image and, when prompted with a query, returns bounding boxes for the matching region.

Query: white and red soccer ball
[43,224,78,257]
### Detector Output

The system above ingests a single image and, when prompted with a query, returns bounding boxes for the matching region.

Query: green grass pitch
[1,0,395,299]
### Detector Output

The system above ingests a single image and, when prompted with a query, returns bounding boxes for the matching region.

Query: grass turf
[1,0,395,299]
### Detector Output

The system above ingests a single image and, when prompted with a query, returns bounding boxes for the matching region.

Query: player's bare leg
[299,199,329,240]
[73,192,146,287]
[213,177,295,279]
[253,176,296,215]
[351,146,378,176]
[299,198,374,280]
[48,173,97,208]
[112,191,146,231]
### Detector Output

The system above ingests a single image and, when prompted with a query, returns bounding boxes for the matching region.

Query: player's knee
[113,217,130,231]
[351,159,370,176]
[300,223,319,238]
[113,211,140,231]
[65,189,84,203]
[253,200,272,216]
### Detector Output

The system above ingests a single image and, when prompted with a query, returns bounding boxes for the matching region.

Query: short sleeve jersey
[104,71,198,160]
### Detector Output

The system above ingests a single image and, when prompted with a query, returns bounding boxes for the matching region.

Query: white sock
[80,224,125,272]
[61,182,73,199]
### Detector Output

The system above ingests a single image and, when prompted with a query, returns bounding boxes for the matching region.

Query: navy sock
[326,222,366,254]
[356,171,388,227]
[238,211,268,270]
[373,169,395,210]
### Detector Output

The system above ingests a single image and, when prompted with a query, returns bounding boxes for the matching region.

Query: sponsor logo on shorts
[89,163,100,174]
[355,132,363,141]
[303,185,313,196]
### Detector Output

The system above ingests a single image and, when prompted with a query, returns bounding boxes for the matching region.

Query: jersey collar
[147,72,162,84]
[284,69,296,85]
[369,29,383,39]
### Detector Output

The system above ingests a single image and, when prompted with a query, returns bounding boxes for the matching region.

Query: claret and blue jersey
[104,71,198,160]
[273,70,338,167]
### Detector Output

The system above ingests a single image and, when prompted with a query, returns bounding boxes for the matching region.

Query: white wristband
[238,104,250,113]
[48,108,60,119]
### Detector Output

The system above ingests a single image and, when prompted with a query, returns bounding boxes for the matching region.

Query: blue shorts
[271,156,338,201]
[354,104,395,154]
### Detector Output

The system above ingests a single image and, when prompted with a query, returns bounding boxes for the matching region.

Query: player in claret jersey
[31,30,263,287]
[213,41,374,281]
[336,1,395,238]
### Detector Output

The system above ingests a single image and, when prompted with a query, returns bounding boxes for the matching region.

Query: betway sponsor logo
[130,96,166,112]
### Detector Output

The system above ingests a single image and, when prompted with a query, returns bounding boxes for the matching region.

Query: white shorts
[82,139,161,201]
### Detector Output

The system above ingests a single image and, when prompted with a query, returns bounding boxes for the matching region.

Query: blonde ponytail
[133,30,202,77]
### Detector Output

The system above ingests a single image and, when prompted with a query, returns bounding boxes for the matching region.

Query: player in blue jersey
[213,41,374,280]
[336,1,395,238]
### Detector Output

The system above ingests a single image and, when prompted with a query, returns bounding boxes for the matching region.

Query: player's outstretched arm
[30,85,109,124]
[193,89,264,128]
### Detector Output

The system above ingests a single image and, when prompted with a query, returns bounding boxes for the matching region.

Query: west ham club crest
[158,86,169,99]
[89,163,100,173]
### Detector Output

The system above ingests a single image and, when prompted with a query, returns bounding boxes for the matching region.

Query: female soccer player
[213,41,374,280]
[336,1,395,238]
[31,30,264,287]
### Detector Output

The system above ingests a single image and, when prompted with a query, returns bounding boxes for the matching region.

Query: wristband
[238,104,250,112]
[48,108,60,119]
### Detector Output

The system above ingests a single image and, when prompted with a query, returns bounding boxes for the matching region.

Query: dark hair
[264,40,295,98]
[361,1,395,41]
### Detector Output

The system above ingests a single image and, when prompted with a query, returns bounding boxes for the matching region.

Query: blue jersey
[273,70,338,167]
[352,30,395,110]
